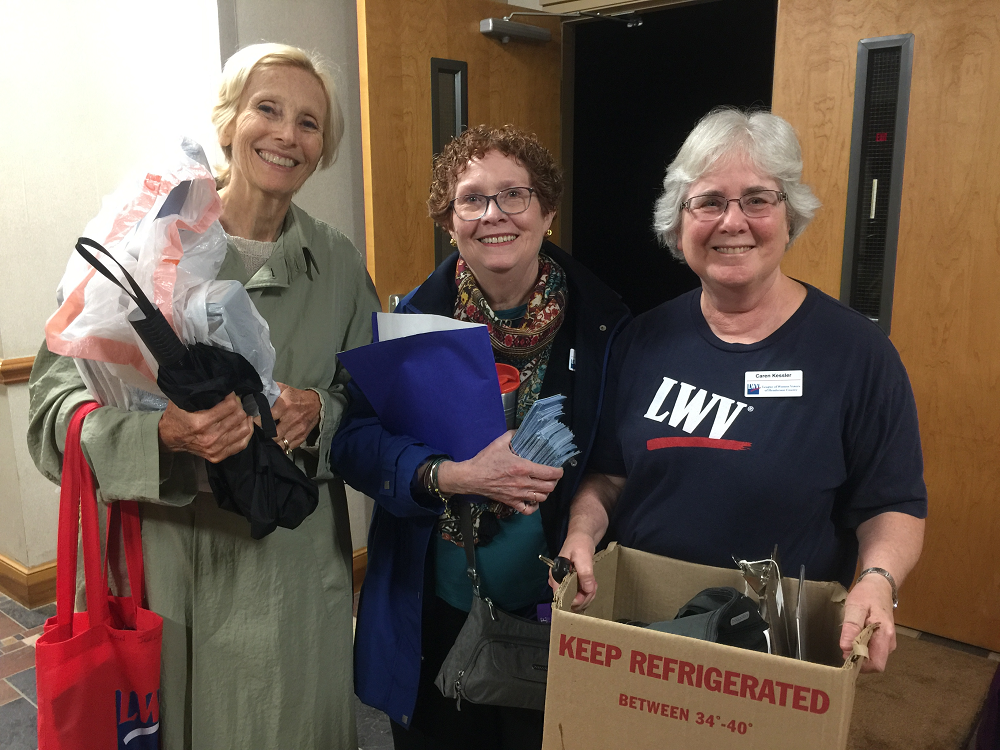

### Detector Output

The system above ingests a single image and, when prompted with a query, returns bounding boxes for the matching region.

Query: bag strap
[457,501,482,598]
[103,500,146,612]
[54,406,88,631]
[73,236,188,367]
[120,501,146,605]
[56,402,111,635]
[73,237,158,319]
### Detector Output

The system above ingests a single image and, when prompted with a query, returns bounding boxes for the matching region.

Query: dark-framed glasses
[451,187,535,221]
[682,189,787,221]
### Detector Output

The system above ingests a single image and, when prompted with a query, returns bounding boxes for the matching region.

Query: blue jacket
[332,244,631,727]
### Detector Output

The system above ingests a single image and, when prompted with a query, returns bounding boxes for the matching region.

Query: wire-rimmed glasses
[682,189,787,221]
[451,187,535,221]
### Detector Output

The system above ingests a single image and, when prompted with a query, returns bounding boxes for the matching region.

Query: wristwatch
[855,567,898,609]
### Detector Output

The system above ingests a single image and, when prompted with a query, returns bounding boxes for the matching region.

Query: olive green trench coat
[28,204,381,750]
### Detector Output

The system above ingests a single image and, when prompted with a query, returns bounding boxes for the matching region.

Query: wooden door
[357,0,563,309]
[774,0,1000,650]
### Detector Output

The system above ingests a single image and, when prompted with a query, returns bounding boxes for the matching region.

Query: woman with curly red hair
[333,125,630,749]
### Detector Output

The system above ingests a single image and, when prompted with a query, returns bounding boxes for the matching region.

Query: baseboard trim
[0,553,57,608]
[353,547,367,594]
[0,356,35,386]
[1,548,367,606]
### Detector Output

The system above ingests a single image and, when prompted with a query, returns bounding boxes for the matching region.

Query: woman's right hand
[158,393,254,463]
[547,472,626,610]
[554,531,599,610]
[436,431,563,515]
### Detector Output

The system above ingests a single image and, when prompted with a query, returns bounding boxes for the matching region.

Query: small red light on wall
[876,132,888,142]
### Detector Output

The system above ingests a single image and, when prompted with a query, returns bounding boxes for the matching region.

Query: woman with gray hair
[29,43,380,748]
[553,108,927,673]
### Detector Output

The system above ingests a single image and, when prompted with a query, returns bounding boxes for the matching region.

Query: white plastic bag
[45,138,280,411]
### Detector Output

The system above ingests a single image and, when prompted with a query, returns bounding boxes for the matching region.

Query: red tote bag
[35,402,164,750]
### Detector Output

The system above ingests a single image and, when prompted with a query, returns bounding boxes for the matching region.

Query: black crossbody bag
[434,501,550,711]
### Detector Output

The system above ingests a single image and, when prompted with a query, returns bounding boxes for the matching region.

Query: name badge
[744,370,803,398]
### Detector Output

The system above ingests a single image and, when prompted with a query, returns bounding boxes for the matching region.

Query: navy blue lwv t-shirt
[589,285,927,587]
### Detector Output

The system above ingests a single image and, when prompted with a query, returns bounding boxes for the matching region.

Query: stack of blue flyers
[510,395,580,467]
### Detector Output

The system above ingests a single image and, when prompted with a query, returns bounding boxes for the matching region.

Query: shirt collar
[221,204,312,290]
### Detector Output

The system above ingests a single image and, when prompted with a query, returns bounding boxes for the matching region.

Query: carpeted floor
[848,632,999,750]
[4,592,997,749]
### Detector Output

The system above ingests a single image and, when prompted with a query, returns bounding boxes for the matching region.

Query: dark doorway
[568,0,778,316]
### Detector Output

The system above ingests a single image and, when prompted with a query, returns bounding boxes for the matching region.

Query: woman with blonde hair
[29,42,380,749]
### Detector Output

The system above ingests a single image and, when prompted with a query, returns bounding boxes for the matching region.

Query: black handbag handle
[74,237,158,318]
[458,500,482,597]
[456,502,571,593]
[74,236,187,366]
[459,501,503,622]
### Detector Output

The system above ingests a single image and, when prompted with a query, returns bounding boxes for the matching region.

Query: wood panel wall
[774,0,1000,649]
[357,0,563,309]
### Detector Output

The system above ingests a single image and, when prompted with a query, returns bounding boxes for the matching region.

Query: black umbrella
[74,237,318,539]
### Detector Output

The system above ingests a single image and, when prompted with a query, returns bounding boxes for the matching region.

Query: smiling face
[449,150,555,289]
[677,156,791,297]
[220,64,327,202]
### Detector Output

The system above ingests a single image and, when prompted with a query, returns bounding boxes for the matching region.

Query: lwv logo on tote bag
[116,690,160,748]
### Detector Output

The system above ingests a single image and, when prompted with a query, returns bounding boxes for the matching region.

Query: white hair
[652,108,821,260]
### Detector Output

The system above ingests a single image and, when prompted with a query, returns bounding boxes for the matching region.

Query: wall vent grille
[840,35,914,334]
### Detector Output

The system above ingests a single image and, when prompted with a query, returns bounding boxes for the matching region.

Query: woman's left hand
[436,431,563,513]
[839,511,925,673]
[839,574,896,672]
[270,382,321,451]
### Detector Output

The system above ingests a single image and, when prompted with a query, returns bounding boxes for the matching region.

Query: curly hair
[427,125,563,229]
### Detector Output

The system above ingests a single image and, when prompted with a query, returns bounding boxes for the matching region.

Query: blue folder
[336,323,506,461]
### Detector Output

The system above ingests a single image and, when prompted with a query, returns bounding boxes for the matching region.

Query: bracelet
[855,567,898,609]
[420,459,436,495]
[424,456,451,503]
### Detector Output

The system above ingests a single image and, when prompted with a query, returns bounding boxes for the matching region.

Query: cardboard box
[542,544,872,750]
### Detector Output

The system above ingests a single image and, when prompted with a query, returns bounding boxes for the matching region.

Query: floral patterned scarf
[436,252,568,547]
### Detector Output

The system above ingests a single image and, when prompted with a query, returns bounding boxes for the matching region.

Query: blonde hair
[212,43,345,188]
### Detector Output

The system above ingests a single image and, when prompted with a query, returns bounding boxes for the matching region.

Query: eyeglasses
[451,187,535,221]
[682,189,787,221]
